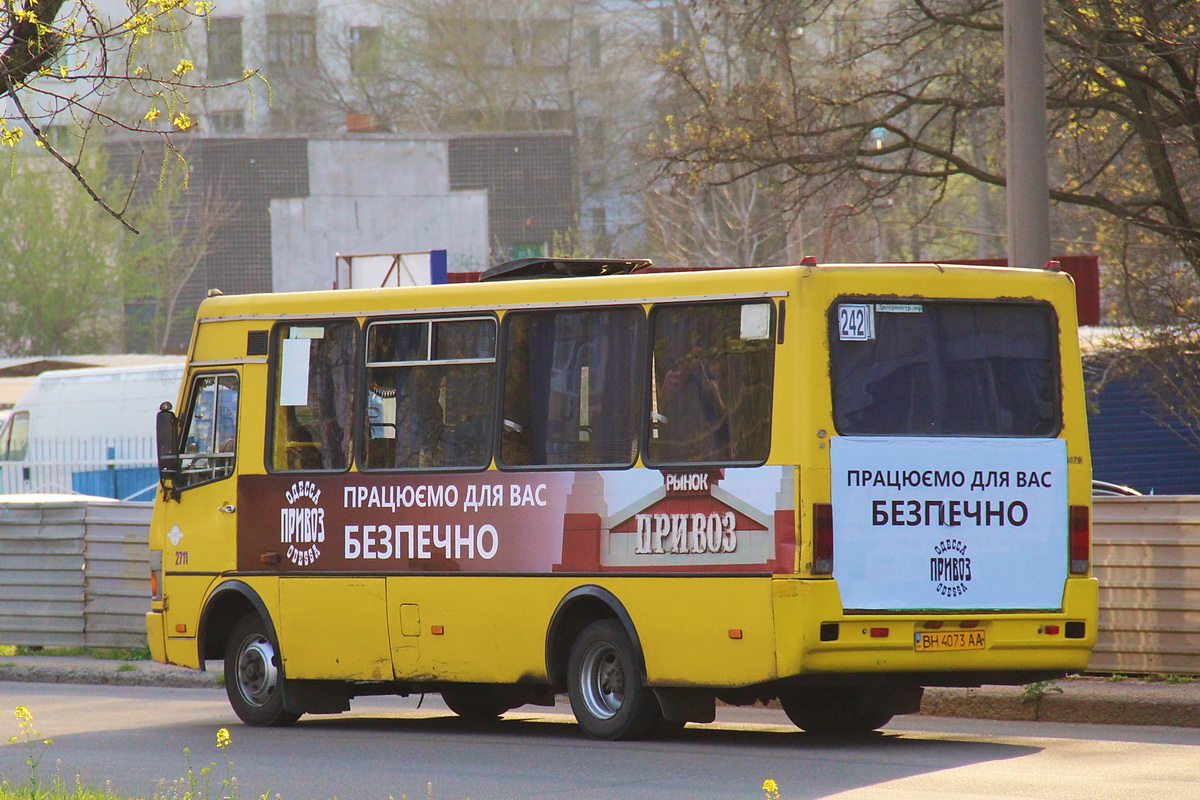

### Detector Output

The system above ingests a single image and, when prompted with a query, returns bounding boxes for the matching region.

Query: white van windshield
[0,411,29,461]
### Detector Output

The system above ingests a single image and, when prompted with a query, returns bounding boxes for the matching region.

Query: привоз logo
[929,538,971,597]
[281,480,324,566]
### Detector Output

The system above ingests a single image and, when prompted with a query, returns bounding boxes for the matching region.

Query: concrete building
[109,130,576,350]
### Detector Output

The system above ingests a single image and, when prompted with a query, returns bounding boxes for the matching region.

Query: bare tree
[649,0,1200,431]
[649,0,1200,275]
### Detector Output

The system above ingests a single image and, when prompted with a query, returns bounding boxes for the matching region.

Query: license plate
[914,630,986,652]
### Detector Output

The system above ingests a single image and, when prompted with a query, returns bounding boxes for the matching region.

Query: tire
[567,619,662,740]
[224,614,300,727]
[780,689,892,734]
[441,685,513,721]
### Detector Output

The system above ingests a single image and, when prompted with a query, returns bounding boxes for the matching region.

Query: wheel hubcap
[580,641,625,720]
[236,635,279,708]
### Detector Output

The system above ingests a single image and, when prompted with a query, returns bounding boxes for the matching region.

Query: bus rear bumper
[775,576,1099,681]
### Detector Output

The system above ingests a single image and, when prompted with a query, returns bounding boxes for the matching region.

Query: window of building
[362,317,496,470]
[350,26,382,76]
[208,110,245,133]
[267,14,317,68]
[500,307,644,468]
[176,373,239,488]
[585,25,601,68]
[646,301,775,465]
[270,321,357,471]
[830,300,1061,436]
[207,17,244,81]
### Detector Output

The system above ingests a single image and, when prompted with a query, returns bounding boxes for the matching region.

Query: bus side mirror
[156,402,180,488]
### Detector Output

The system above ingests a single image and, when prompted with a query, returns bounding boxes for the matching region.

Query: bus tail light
[1069,505,1090,574]
[150,550,163,602]
[813,503,833,574]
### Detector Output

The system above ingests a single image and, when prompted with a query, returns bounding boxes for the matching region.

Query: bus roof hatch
[480,257,652,282]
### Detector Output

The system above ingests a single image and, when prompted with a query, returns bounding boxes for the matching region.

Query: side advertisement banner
[237,466,795,575]
[830,437,1068,611]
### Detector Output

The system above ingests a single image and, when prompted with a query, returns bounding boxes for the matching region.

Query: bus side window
[177,374,238,488]
[646,301,775,465]
[270,321,357,472]
[362,317,495,471]
[500,307,643,468]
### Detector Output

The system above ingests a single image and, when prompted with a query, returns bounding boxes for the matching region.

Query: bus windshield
[830,300,1060,437]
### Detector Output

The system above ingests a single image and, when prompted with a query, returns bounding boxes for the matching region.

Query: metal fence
[0,498,152,648]
[0,496,1196,673]
[1091,496,1200,675]
[0,438,159,501]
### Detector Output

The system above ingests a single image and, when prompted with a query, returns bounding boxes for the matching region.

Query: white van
[0,362,184,500]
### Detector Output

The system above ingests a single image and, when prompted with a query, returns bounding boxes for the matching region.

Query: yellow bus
[147,257,1097,739]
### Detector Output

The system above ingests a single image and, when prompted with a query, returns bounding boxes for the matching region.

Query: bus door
[266,320,393,682]
[159,370,242,644]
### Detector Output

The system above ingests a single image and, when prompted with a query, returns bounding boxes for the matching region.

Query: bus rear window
[830,300,1060,437]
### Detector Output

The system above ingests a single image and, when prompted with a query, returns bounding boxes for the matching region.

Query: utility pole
[1004,0,1051,268]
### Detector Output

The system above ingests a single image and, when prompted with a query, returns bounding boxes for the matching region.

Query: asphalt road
[1,682,1198,800]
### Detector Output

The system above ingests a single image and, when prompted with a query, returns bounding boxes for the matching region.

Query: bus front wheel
[567,619,661,740]
[224,614,300,727]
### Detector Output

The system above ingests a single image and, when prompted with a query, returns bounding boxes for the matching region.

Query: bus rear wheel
[224,614,300,727]
[780,689,892,734]
[441,686,513,721]
[567,619,661,740]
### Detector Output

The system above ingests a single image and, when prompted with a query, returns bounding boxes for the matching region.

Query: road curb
[921,682,1200,728]
[0,658,221,690]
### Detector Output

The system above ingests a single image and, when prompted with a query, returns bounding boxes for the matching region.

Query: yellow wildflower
[170,111,192,130]
[173,59,194,78]
[215,728,231,749]
[145,107,160,121]
[2,128,24,148]
[763,779,780,800]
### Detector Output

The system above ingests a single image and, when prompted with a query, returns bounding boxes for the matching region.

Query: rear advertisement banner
[830,437,1068,610]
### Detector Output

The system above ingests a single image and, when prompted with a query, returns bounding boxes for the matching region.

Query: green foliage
[3,707,238,800]
[0,145,199,355]
[1020,680,1064,704]
[0,646,151,660]
[0,160,127,355]
[1147,673,1199,685]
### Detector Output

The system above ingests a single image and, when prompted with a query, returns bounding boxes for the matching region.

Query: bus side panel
[278,577,392,681]
[621,577,778,687]
[380,576,780,688]
[386,576,551,683]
